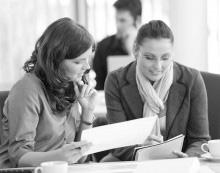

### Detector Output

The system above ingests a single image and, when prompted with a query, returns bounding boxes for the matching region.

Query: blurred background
[0,0,220,91]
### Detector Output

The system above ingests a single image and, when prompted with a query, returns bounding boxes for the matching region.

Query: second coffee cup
[201,140,220,158]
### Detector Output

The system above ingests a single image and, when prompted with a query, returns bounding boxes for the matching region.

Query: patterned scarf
[136,62,173,138]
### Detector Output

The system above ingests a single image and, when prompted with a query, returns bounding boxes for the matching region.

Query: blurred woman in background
[0,17,97,168]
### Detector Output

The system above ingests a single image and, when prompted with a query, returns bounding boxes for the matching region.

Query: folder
[133,134,185,161]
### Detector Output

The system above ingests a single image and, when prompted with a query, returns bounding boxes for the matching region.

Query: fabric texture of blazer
[104,61,210,161]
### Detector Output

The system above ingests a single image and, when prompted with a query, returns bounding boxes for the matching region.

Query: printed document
[81,116,157,155]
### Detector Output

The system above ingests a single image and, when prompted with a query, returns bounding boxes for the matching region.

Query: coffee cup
[201,140,220,158]
[34,161,68,173]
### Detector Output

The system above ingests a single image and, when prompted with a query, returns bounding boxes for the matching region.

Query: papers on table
[81,116,157,155]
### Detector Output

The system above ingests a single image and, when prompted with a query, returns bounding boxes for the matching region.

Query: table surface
[199,158,220,173]
[68,158,220,173]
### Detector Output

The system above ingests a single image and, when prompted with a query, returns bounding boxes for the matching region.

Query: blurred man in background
[93,0,142,90]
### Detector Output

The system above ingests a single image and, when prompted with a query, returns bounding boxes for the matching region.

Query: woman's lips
[150,70,162,75]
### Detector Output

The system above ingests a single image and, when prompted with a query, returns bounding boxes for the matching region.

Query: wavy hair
[23,17,95,113]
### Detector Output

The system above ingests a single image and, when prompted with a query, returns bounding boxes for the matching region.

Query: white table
[200,158,220,173]
[68,159,220,173]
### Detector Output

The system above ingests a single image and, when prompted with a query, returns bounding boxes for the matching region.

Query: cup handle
[201,143,209,153]
[34,166,42,173]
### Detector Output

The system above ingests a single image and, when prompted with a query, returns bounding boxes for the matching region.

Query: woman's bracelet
[81,117,95,126]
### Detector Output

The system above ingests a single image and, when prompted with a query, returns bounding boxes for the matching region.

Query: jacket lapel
[165,63,186,139]
[121,62,144,119]
[120,62,186,135]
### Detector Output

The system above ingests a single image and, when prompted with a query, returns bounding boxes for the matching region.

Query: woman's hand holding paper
[140,134,164,147]
[173,150,188,158]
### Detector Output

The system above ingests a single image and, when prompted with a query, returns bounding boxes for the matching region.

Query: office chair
[0,91,9,144]
[201,71,220,140]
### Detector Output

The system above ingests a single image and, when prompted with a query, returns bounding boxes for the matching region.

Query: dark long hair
[23,17,95,113]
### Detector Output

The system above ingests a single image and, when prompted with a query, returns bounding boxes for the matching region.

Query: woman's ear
[133,42,139,59]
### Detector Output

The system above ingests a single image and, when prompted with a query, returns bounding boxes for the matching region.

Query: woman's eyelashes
[73,60,84,65]
[144,54,171,61]
[162,54,171,59]
[73,58,90,65]
[145,56,154,60]
[73,61,81,65]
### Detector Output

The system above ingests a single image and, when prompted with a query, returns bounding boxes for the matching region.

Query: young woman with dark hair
[0,17,97,168]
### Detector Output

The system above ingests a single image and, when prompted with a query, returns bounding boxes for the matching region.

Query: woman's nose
[83,60,90,70]
[154,59,162,69]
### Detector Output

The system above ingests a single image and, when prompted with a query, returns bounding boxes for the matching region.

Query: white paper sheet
[81,116,157,155]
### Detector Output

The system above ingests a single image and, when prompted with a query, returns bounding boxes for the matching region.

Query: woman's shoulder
[175,62,199,74]
[4,73,45,114]
[174,62,202,83]
[10,73,44,96]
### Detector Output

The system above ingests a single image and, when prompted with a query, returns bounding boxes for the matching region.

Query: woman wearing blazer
[103,20,210,161]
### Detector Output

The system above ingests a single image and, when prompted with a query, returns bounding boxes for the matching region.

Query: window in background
[0,0,75,91]
[141,0,170,26]
[207,0,220,74]
[86,0,117,42]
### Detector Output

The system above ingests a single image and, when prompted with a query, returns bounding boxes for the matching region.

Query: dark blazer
[104,61,210,161]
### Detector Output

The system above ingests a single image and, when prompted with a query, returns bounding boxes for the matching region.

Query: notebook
[133,134,185,161]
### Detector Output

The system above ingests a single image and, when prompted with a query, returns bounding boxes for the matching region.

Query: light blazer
[104,61,210,161]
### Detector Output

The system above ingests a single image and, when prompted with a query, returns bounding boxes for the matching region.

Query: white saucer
[201,153,220,162]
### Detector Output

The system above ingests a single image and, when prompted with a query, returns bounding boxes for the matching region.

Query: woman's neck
[149,80,155,85]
